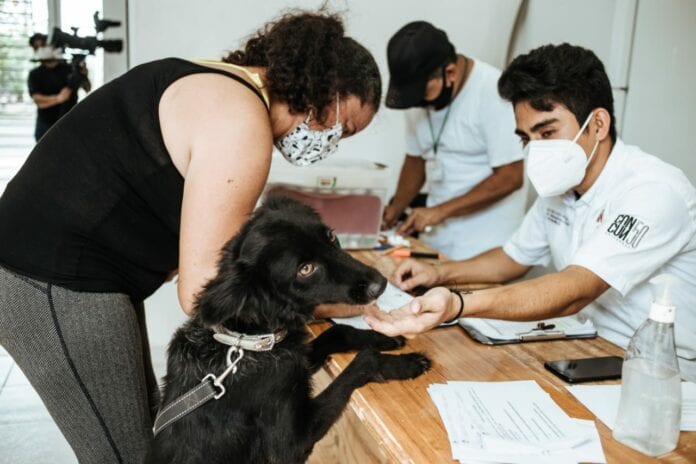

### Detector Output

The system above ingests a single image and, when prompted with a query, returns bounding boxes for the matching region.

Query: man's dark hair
[498,43,616,142]
[224,9,381,123]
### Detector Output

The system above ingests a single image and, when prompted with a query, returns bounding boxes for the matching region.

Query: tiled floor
[0,346,77,464]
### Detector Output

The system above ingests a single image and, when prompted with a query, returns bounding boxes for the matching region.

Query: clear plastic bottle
[613,274,682,456]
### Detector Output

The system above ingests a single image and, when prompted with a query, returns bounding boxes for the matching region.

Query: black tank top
[0,58,268,301]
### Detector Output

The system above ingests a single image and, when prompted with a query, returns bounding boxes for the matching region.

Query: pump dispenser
[613,273,682,456]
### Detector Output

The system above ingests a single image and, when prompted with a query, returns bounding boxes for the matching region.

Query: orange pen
[392,249,440,259]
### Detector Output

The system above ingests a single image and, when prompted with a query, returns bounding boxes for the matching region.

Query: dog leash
[152,327,287,437]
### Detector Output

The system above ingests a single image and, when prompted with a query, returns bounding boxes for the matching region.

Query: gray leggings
[0,265,160,463]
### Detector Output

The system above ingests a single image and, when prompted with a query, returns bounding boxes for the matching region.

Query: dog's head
[195,196,387,331]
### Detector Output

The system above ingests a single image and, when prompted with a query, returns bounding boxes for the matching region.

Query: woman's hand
[363,287,457,338]
[391,258,440,291]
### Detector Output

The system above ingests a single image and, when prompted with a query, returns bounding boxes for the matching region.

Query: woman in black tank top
[0,10,381,463]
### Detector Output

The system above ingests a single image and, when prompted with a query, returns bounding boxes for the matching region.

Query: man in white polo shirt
[365,43,696,380]
[382,21,526,259]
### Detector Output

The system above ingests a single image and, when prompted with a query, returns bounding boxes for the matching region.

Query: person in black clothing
[28,46,91,141]
[0,10,381,463]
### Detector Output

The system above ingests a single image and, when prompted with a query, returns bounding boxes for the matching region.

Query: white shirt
[404,59,526,259]
[504,140,696,380]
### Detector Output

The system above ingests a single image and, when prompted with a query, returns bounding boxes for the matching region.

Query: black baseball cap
[386,21,455,109]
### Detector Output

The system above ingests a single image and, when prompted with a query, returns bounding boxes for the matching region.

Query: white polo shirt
[404,59,526,260]
[504,139,696,380]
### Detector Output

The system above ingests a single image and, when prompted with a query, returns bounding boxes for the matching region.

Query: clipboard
[458,317,597,345]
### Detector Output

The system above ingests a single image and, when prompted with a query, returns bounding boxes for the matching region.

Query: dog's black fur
[148,196,431,464]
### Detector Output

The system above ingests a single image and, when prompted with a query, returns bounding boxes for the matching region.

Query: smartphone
[544,356,623,383]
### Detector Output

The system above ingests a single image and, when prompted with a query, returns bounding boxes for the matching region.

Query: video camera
[50,11,123,90]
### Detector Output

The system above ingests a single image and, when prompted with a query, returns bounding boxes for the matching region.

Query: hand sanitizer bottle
[613,274,682,456]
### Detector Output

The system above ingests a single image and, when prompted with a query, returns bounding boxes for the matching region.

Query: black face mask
[420,68,453,110]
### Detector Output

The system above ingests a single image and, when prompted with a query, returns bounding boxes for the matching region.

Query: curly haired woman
[0,10,381,463]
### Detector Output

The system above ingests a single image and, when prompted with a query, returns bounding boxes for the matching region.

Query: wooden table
[307,246,696,464]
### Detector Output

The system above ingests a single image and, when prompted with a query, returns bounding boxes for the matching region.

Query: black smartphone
[544,356,623,383]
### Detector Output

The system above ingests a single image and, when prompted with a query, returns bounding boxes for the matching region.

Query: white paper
[428,380,606,464]
[459,316,596,342]
[329,282,412,330]
[566,382,696,431]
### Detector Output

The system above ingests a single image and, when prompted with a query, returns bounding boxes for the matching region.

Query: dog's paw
[373,352,431,382]
[334,326,406,351]
[366,333,406,351]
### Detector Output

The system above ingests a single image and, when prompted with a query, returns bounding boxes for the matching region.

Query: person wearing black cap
[382,21,525,260]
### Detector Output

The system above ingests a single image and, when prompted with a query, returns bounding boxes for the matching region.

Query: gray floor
[0,108,188,463]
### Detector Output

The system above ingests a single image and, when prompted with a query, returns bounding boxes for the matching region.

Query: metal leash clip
[202,346,244,400]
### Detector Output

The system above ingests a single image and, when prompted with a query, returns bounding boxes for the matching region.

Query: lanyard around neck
[427,103,452,156]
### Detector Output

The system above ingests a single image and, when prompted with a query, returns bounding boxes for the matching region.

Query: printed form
[429,380,605,463]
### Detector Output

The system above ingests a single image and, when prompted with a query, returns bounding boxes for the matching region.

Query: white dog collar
[212,326,287,351]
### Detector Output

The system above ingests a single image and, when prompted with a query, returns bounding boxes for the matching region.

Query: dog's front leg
[304,348,430,447]
[307,325,405,371]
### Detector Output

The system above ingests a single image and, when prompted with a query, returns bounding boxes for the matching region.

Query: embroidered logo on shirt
[545,208,570,226]
[606,214,650,248]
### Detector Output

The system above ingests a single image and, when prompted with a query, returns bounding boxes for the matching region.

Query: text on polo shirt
[606,214,650,249]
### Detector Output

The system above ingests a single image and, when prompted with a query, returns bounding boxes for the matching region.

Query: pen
[392,249,440,259]
[533,322,556,331]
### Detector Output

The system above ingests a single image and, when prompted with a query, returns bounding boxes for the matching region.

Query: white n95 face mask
[525,111,599,197]
[275,97,343,167]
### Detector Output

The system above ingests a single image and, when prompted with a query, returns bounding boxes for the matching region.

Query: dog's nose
[366,280,386,300]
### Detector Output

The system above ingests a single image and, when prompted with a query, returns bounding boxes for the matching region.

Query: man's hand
[381,204,403,230]
[364,287,455,338]
[397,206,446,235]
[392,258,440,291]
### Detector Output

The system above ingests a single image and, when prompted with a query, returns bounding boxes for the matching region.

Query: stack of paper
[566,382,696,431]
[330,282,410,330]
[428,380,606,463]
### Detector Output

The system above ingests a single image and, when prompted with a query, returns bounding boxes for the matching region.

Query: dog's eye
[297,263,315,277]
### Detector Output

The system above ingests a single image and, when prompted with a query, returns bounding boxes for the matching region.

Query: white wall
[622,0,696,184]
[102,0,129,83]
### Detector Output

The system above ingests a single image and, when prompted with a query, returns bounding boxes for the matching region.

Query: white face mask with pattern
[275,97,343,166]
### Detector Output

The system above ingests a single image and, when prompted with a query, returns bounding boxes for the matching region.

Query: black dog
[148,196,430,464]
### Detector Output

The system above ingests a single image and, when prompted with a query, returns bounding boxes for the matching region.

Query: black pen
[533,322,556,331]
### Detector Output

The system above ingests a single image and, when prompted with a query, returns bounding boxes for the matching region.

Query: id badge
[425,158,444,183]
